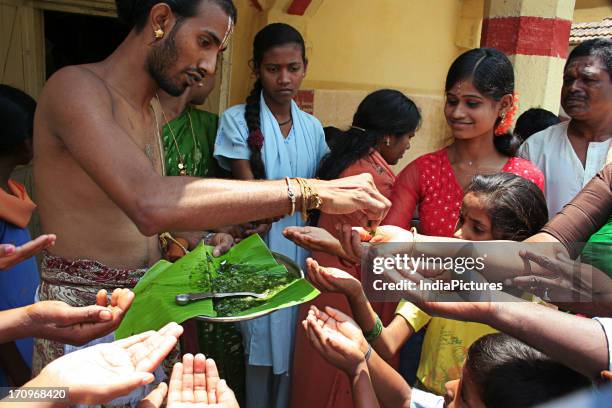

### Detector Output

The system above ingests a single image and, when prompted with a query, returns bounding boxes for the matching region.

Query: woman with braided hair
[214,23,328,408]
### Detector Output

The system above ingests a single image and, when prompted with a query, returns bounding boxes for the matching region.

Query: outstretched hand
[138,353,239,407]
[510,250,608,302]
[0,234,56,270]
[29,322,183,406]
[303,305,368,376]
[314,174,391,229]
[208,232,235,257]
[283,226,360,264]
[306,258,363,297]
[26,288,135,345]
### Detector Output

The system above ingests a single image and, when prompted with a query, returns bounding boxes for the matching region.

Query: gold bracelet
[295,178,323,221]
[295,178,308,222]
[285,177,296,216]
[308,179,323,211]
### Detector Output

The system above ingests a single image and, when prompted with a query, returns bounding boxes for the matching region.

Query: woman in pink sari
[289,89,422,408]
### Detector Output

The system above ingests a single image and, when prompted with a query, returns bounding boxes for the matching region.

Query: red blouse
[384,148,545,237]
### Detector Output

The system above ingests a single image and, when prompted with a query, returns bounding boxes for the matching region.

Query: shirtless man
[32,0,388,377]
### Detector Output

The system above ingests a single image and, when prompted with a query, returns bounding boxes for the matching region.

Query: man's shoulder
[40,64,111,108]
[519,121,569,160]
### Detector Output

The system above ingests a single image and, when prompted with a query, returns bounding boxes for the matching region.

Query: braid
[245,80,266,179]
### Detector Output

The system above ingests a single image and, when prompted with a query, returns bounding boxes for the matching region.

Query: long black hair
[446,48,519,156]
[245,23,307,179]
[317,89,421,180]
[466,173,547,241]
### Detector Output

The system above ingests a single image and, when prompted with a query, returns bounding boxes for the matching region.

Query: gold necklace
[155,94,199,176]
[150,105,166,176]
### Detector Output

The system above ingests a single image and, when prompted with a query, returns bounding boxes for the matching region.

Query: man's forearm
[411,234,567,282]
[486,302,609,379]
[140,178,294,234]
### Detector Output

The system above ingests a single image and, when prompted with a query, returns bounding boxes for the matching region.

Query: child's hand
[208,233,235,257]
[283,226,360,264]
[302,305,368,376]
[306,258,363,298]
[369,225,415,243]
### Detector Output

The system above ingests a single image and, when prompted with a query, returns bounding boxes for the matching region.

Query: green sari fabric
[163,106,220,177]
[162,106,244,403]
[581,216,612,277]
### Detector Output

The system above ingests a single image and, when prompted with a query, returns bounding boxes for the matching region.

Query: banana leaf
[116,235,319,338]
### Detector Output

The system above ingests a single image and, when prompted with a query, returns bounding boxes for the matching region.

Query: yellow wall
[229,0,484,105]
[572,6,611,22]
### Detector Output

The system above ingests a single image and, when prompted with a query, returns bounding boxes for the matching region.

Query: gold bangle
[307,179,323,211]
[295,178,322,221]
[295,178,308,222]
[285,177,296,216]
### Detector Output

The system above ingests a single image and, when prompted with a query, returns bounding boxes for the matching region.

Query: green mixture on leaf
[202,258,298,317]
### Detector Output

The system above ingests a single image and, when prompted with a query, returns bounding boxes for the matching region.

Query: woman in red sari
[289,89,422,408]
[385,48,544,236]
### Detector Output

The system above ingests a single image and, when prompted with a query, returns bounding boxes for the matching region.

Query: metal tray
[195,252,304,323]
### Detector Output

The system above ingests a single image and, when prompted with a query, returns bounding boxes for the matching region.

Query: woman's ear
[498,93,514,116]
[248,60,259,78]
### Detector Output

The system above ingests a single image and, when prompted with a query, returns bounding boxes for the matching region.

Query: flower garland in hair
[495,93,519,136]
[248,129,264,150]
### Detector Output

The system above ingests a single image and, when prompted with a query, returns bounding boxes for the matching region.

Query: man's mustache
[564,92,588,101]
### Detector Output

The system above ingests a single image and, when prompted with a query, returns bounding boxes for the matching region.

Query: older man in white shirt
[519,38,612,218]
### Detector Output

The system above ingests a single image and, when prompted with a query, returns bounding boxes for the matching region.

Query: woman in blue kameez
[214,23,328,408]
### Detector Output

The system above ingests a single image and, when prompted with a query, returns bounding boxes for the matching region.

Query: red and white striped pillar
[481,0,575,115]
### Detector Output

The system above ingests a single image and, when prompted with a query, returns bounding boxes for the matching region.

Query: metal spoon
[175,291,267,306]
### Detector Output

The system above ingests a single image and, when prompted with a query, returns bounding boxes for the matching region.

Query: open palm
[303,305,367,375]
[35,322,183,405]
[306,258,363,297]
[138,353,239,407]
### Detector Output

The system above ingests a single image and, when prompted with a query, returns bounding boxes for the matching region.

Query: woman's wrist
[347,287,369,310]
[348,359,370,381]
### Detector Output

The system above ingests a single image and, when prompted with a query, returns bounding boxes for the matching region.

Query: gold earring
[154,28,164,39]
[385,138,390,146]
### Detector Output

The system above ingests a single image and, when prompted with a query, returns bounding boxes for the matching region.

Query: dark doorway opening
[44,10,130,78]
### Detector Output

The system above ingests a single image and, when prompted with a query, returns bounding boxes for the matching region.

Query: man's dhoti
[32,252,174,407]
[33,251,146,373]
